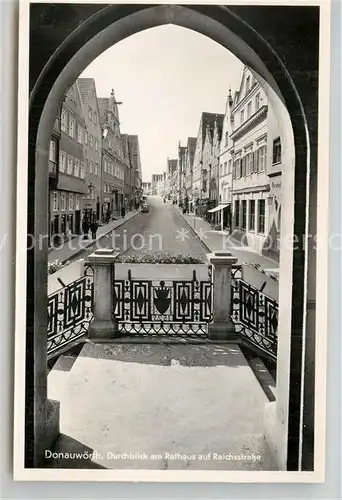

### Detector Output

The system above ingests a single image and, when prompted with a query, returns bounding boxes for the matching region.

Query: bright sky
[80,25,244,183]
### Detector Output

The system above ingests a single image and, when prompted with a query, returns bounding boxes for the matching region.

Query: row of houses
[49,79,142,243]
[160,66,283,260]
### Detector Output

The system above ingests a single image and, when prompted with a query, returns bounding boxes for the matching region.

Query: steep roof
[200,112,224,145]
[214,114,224,141]
[97,98,109,125]
[168,159,178,173]
[77,78,94,107]
[187,137,197,154]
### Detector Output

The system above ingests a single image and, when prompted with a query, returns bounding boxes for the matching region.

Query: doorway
[75,210,81,235]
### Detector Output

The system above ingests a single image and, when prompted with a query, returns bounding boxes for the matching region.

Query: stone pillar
[208,251,238,341]
[86,248,120,340]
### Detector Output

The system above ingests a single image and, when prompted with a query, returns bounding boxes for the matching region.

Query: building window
[59,151,66,172]
[104,158,107,173]
[89,135,93,148]
[273,137,281,164]
[52,191,58,211]
[255,93,260,111]
[75,194,80,210]
[84,130,88,145]
[246,76,250,93]
[225,131,228,147]
[93,112,97,124]
[67,155,73,175]
[246,152,253,175]
[95,139,98,151]
[241,201,247,229]
[68,193,74,211]
[61,193,66,211]
[228,159,232,174]
[234,200,240,227]
[61,110,67,132]
[95,162,99,176]
[234,158,242,178]
[247,102,252,119]
[68,117,75,138]
[80,162,85,179]
[104,183,107,193]
[224,162,228,175]
[258,199,265,233]
[257,146,267,172]
[89,160,93,174]
[49,140,57,161]
[240,110,244,124]
[88,106,92,120]
[77,124,83,144]
[220,164,223,176]
[249,200,255,230]
[241,156,246,177]
[74,158,80,177]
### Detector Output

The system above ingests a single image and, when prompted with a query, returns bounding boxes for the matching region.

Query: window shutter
[254,150,258,172]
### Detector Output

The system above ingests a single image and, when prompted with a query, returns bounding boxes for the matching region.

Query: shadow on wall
[262,220,280,261]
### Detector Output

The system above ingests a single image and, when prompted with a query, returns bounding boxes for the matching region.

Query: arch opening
[26,3,315,472]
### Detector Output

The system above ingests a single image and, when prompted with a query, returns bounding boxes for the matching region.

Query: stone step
[46,342,278,470]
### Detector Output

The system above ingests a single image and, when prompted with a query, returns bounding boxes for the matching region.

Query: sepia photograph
[13,0,331,481]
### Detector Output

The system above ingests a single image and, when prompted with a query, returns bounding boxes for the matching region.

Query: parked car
[141,203,149,213]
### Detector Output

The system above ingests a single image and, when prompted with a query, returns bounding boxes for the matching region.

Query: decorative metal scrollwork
[231,275,278,361]
[47,273,94,357]
[112,266,213,336]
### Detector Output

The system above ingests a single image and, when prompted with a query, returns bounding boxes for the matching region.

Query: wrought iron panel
[231,277,278,361]
[173,281,194,321]
[111,269,213,336]
[47,274,94,357]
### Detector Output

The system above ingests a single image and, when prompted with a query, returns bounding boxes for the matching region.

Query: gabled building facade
[178,143,187,206]
[209,114,224,219]
[127,135,143,206]
[184,137,196,211]
[77,78,102,222]
[230,67,271,254]
[192,112,222,214]
[121,134,134,209]
[50,82,88,240]
[216,90,234,229]
[166,159,178,202]
[98,90,125,219]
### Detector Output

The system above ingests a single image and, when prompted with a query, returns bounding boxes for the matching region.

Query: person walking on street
[82,217,89,240]
[121,205,126,218]
[91,219,99,240]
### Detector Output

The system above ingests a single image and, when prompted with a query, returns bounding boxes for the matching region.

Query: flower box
[114,263,210,282]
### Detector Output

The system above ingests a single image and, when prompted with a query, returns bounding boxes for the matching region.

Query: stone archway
[26,3,318,471]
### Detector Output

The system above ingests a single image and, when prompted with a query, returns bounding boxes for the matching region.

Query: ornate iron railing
[47,267,94,357]
[46,262,278,355]
[231,268,278,361]
[112,267,213,337]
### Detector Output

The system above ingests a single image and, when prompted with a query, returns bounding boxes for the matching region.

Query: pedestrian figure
[121,206,126,218]
[91,219,98,240]
[82,217,89,240]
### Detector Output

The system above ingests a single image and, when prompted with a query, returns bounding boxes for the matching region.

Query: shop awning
[207,204,230,213]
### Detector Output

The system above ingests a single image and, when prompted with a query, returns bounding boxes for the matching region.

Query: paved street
[75,195,208,262]
[48,196,209,294]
